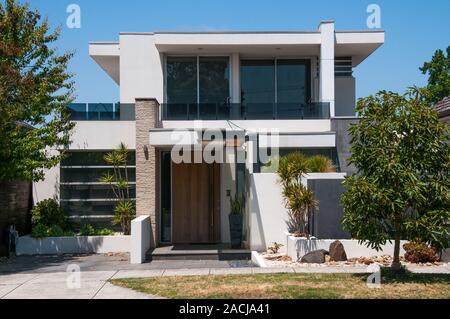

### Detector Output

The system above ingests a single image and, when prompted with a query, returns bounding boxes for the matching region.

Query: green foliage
[0,0,75,182]
[79,224,115,236]
[229,193,245,215]
[30,199,73,238]
[113,200,135,235]
[31,224,74,238]
[277,152,309,186]
[306,155,335,173]
[420,45,450,104]
[403,242,439,263]
[31,199,67,229]
[100,143,134,234]
[277,152,321,237]
[268,242,283,254]
[263,153,336,174]
[341,88,450,267]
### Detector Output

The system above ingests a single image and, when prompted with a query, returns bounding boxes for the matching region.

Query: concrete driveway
[0,253,253,299]
[0,270,157,299]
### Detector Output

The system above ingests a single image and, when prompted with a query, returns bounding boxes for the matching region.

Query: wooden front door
[172,161,220,243]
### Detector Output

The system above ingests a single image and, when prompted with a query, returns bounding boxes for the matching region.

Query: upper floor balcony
[68,101,330,121]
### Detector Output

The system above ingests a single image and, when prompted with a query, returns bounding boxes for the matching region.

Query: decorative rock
[300,249,329,263]
[329,240,348,261]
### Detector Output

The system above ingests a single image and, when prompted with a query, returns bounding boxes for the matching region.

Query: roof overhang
[152,30,384,63]
[88,30,385,81]
[154,32,321,57]
[335,31,385,66]
[89,42,120,84]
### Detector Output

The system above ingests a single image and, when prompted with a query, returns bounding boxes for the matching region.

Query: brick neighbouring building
[435,96,450,124]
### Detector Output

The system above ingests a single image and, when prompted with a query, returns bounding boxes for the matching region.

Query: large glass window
[199,57,230,103]
[240,60,275,103]
[166,57,198,104]
[240,59,311,119]
[277,60,309,103]
[240,60,275,119]
[166,56,230,104]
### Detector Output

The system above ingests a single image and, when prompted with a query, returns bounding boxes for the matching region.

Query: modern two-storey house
[33,21,384,256]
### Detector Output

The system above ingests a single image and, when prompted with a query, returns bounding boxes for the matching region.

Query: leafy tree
[420,45,450,104]
[0,0,75,182]
[342,88,450,270]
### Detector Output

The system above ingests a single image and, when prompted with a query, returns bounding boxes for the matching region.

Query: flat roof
[117,29,384,36]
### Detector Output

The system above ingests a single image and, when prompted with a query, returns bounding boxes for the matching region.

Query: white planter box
[286,234,408,261]
[16,235,131,255]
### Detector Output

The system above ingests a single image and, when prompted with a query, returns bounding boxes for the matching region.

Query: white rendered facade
[34,21,384,250]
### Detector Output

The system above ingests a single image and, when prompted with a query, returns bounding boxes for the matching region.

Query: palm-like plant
[100,143,135,235]
[113,200,135,235]
[283,182,318,237]
[277,152,332,237]
[278,152,309,187]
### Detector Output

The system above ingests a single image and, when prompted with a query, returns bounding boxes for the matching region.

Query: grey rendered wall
[335,76,356,117]
[331,117,359,175]
[308,178,351,239]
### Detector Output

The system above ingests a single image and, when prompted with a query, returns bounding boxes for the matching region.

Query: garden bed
[16,235,130,255]
[260,252,450,269]
[286,234,408,261]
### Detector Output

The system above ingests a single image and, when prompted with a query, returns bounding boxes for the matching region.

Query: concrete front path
[0,253,254,274]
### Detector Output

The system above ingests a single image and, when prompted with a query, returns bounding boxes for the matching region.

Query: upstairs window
[240,59,311,119]
[166,56,230,104]
[241,59,310,104]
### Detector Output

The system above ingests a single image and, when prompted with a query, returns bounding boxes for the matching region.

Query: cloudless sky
[27,0,450,102]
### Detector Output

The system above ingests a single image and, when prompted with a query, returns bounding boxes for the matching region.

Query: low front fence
[16,235,130,255]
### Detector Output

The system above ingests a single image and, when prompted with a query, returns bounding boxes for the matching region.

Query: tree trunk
[392,219,402,271]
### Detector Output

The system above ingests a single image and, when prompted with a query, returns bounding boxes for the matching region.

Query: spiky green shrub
[113,200,135,235]
[307,155,335,173]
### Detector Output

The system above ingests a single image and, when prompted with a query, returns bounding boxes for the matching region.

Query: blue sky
[28,0,450,102]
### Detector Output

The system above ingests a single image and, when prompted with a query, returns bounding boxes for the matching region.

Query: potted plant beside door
[229,193,245,249]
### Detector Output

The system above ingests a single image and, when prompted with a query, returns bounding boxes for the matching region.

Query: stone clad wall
[135,98,159,248]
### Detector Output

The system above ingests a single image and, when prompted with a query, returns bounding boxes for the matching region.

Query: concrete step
[146,244,252,261]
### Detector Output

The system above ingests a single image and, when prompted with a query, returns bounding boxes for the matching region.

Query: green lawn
[111,269,450,299]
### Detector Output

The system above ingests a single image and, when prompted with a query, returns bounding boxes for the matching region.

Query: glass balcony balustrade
[69,102,330,121]
[161,102,330,121]
[68,103,136,121]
